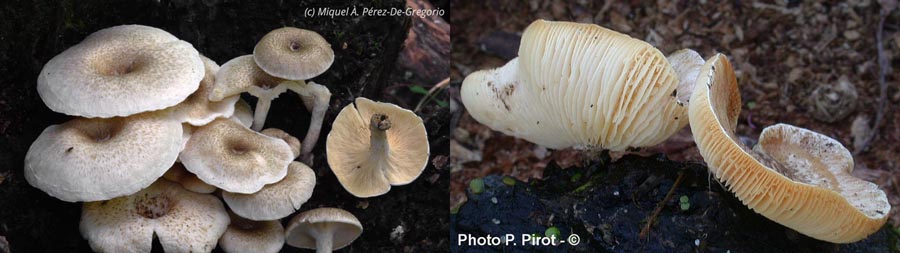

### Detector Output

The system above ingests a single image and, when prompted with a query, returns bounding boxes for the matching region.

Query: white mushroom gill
[461,20,697,151]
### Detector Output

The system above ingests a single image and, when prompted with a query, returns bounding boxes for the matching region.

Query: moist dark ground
[450,0,900,252]
[0,0,449,252]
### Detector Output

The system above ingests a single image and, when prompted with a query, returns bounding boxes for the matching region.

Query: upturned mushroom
[688,54,890,243]
[25,111,182,202]
[461,20,700,151]
[168,55,239,126]
[38,25,204,118]
[80,179,229,253]
[210,54,331,159]
[326,97,429,198]
[285,208,362,253]
[223,162,315,220]
[179,118,294,194]
[219,213,284,253]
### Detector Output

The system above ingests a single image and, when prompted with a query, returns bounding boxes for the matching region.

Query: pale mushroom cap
[80,180,229,253]
[285,208,362,250]
[38,25,204,118]
[219,214,284,253]
[688,54,889,243]
[261,128,302,158]
[253,27,334,80]
[229,98,254,128]
[24,112,182,202]
[326,97,430,198]
[163,163,217,194]
[179,118,293,194]
[169,55,239,126]
[666,49,704,104]
[460,20,689,151]
[223,162,316,220]
[210,55,291,101]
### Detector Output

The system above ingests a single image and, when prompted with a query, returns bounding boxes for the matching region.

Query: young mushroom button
[24,112,183,202]
[285,208,362,253]
[38,25,204,118]
[80,180,229,253]
[326,97,430,198]
[688,54,890,243]
[460,20,699,151]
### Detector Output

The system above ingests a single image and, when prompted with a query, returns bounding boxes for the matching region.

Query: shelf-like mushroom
[38,25,204,118]
[179,118,293,194]
[24,112,182,202]
[461,20,697,151]
[285,208,362,253]
[80,179,229,253]
[326,97,429,198]
[688,54,890,243]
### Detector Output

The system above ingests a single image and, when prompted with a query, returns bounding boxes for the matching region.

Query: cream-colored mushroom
[80,180,229,253]
[179,118,293,194]
[24,111,182,202]
[461,20,697,151]
[688,54,889,243]
[163,162,216,194]
[219,213,284,253]
[261,128,301,158]
[38,25,204,118]
[223,162,315,220]
[326,97,429,198]
[210,55,331,158]
[168,55,239,126]
[253,27,334,81]
[285,208,362,253]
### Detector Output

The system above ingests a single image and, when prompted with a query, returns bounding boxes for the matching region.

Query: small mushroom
[210,55,331,158]
[179,118,293,194]
[80,179,229,253]
[223,161,315,220]
[261,128,302,158]
[326,97,429,198]
[219,212,284,253]
[460,20,694,151]
[38,25,204,118]
[253,27,334,81]
[688,54,889,243]
[163,163,216,194]
[285,208,362,253]
[168,55,240,126]
[24,112,182,202]
[229,98,254,128]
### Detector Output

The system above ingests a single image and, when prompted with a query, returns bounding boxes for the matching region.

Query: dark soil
[0,0,449,252]
[452,154,898,252]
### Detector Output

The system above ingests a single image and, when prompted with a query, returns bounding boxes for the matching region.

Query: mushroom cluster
[28,24,433,252]
[462,20,890,243]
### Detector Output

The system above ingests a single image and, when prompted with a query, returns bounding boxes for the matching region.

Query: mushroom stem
[314,230,334,253]
[369,114,392,155]
[251,98,273,131]
[289,81,331,156]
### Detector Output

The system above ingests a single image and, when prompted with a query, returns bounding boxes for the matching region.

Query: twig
[415,77,450,112]
[639,171,685,240]
[856,2,894,155]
